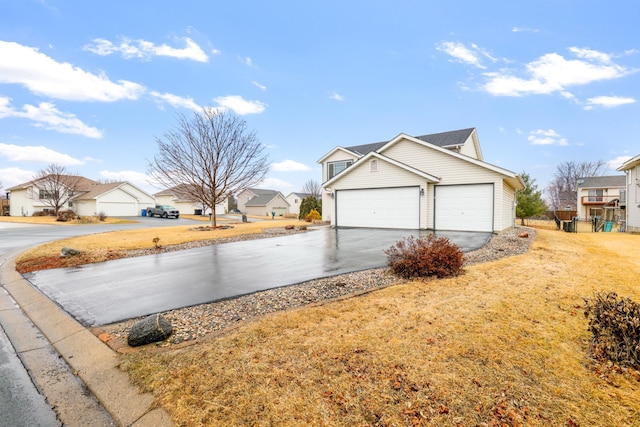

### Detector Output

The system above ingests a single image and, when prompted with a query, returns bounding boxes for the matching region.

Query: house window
[370,159,378,172]
[588,189,603,202]
[328,160,353,179]
[39,190,58,200]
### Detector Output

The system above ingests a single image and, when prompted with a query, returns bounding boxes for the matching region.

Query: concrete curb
[0,252,172,427]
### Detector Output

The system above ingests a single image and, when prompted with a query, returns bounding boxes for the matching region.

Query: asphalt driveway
[25,228,491,327]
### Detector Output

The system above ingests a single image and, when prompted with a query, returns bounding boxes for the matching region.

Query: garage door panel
[99,202,138,217]
[336,187,419,229]
[435,184,493,232]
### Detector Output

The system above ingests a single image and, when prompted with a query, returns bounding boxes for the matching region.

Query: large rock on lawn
[127,314,173,347]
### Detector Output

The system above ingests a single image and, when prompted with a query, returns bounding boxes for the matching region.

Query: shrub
[584,292,640,369]
[384,234,464,279]
[305,209,321,222]
[32,211,48,217]
[97,211,107,221]
[299,196,321,220]
[56,209,77,222]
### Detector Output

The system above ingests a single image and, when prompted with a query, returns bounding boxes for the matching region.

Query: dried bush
[97,211,107,221]
[584,292,640,368]
[305,209,321,222]
[32,211,48,217]
[384,234,464,279]
[56,209,77,222]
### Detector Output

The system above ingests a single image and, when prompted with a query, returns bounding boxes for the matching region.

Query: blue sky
[1,0,638,197]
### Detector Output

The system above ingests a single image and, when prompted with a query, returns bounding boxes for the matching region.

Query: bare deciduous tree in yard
[301,179,321,198]
[148,108,269,227]
[32,164,85,216]
[545,160,607,210]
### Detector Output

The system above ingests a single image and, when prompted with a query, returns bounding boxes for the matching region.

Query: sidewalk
[0,250,172,427]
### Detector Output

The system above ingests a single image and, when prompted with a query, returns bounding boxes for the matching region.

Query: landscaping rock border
[95,226,535,350]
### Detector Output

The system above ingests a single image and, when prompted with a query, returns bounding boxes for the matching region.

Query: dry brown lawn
[122,228,640,426]
[14,218,308,272]
[0,215,136,225]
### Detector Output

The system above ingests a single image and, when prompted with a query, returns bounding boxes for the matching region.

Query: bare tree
[300,179,321,198]
[545,160,607,210]
[32,164,86,215]
[148,108,269,227]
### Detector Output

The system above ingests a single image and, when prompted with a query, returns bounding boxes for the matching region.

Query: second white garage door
[98,202,139,217]
[434,184,494,232]
[336,187,420,229]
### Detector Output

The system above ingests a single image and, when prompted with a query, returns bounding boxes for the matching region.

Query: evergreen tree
[516,172,547,225]
[298,196,321,220]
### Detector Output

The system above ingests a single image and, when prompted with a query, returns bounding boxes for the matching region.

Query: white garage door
[98,202,139,217]
[435,184,494,232]
[336,187,420,229]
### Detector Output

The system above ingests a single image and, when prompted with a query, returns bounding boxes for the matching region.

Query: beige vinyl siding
[386,139,513,231]
[501,181,516,230]
[8,189,34,216]
[322,151,358,182]
[628,166,640,231]
[324,157,428,228]
[457,135,479,158]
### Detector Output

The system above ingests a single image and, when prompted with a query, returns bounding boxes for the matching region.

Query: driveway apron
[25,228,491,327]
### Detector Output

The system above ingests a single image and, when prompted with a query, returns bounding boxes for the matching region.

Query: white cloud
[584,95,635,110]
[214,95,266,115]
[0,41,145,102]
[607,155,632,170]
[0,143,84,165]
[0,97,102,138]
[252,81,267,90]
[0,167,35,189]
[436,41,494,69]
[329,91,345,102]
[512,27,539,33]
[84,36,209,62]
[150,91,202,112]
[238,56,253,66]
[271,160,310,172]
[255,177,294,193]
[528,129,569,146]
[482,47,632,97]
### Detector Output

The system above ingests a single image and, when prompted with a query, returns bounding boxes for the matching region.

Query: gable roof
[73,181,153,201]
[342,128,477,157]
[154,184,196,202]
[617,154,640,171]
[243,189,290,207]
[323,133,523,190]
[577,175,626,189]
[286,192,314,199]
[7,175,98,192]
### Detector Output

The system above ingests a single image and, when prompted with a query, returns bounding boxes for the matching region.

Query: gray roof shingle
[577,175,626,188]
[343,128,475,156]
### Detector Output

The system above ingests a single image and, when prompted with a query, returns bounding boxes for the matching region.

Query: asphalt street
[0,217,199,426]
[26,227,491,327]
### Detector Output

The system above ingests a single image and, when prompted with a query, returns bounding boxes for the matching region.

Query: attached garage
[96,201,140,217]
[435,184,494,232]
[336,186,420,229]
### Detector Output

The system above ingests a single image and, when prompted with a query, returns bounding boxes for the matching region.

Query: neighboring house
[317,127,524,232]
[285,192,315,217]
[575,175,626,221]
[237,188,290,216]
[7,176,154,217]
[7,175,98,217]
[617,154,640,232]
[73,182,155,217]
[154,184,227,216]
